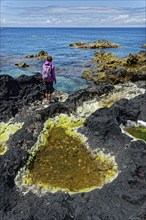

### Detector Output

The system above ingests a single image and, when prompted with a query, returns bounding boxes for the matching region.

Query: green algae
[125,126,146,142]
[0,122,23,155]
[21,115,118,194]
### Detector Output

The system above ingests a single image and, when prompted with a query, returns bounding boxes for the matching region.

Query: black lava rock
[0,73,146,220]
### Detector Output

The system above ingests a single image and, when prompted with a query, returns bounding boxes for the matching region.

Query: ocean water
[0,27,145,93]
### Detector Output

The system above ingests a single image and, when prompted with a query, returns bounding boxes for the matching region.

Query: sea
[0,27,145,93]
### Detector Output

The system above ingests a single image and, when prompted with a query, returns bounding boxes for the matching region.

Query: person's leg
[45,83,48,100]
[48,82,54,103]
[45,93,48,99]
[45,83,51,101]
[47,93,52,102]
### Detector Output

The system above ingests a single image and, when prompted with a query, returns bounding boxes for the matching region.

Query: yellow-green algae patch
[99,83,145,108]
[76,99,100,118]
[17,114,118,194]
[125,126,146,142]
[0,122,23,155]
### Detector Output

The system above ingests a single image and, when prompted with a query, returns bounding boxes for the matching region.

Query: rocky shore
[82,50,146,84]
[0,49,146,219]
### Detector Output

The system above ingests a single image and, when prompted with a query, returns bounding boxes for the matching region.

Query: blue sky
[0,0,145,27]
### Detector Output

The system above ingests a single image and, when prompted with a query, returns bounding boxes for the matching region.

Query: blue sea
[0,27,145,93]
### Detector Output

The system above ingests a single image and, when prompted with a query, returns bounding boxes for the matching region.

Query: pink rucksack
[41,63,52,82]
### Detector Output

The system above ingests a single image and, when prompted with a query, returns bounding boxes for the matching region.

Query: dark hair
[47,55,53,62]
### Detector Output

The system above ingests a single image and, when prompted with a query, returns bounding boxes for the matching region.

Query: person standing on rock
[41,55,56,103]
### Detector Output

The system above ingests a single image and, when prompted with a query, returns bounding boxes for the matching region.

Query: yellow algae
[18,114,118,194]
[0,122,23,155]
[0,143,7,155]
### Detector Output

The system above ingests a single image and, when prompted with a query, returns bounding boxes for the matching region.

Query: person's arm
[51,65,56,84]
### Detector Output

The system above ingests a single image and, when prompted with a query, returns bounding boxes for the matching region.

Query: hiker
[41,55,56,103]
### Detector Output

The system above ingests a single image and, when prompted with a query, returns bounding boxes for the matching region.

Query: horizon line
[1,26,145,28]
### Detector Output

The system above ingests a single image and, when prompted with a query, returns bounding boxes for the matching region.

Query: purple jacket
[43,61,56,82]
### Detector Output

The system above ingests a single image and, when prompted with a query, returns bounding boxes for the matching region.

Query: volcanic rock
[0,73,43,122]
[0,70,146,219]
[0,73,114,122]
[0,89,146,219]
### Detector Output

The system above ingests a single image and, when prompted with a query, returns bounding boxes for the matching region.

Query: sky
[0,0,146,27]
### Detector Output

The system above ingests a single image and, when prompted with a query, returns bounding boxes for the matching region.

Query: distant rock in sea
[15,62,29,68]
[25,50,49,60]
[70,39,120,49]
[142,43,146,48]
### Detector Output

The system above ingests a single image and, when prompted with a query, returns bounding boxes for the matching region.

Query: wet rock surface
[0,70,146,219]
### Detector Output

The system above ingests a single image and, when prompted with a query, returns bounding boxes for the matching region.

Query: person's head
[47,55,53,62]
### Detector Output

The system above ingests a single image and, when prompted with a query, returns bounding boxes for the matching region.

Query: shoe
[49,100,56,104]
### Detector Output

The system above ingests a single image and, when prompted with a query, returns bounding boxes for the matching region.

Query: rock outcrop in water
[82,51,146,84]
[15,62,29,68]
[142,44,146,48]
[25,50,48,60]
[0,67,146,219]
[70,40,120,49]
